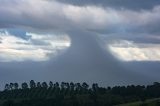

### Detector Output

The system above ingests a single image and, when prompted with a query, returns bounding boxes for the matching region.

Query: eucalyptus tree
[70,82,75,91]
[30,80,36,89]
[9,83,14,90]
[49,81,53,88]
[21,82,28,89]
[14,83,19,89]
[61,82,65,90]
[54,82,60,94]
[82,82,89,90]
[82,82,89,94]
[42,82,48,88]
[54,82,59,89]
[92,83,99,92]
[37,82,41,88]
[4,84,10,91]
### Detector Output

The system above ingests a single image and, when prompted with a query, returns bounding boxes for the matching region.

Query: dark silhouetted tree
[42,82,48,88]
[37,82,41,88]
[22,82,28,89]
[14,83,19,89]
[49,81,53,88]
[82,82,89,90]
[30,80,36,89]
[9,83,14,90]
[4,84,10,91]
[92,83,99,92]
[54,82,59,88]
[70,82,75,91]
[61,82,65,90]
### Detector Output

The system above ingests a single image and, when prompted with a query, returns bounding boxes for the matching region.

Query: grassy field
[116,98,160,106]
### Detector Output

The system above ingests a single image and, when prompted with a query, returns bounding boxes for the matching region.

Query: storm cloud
[0,0,160,33]
[0,0,160,87]
[57,0,160,10]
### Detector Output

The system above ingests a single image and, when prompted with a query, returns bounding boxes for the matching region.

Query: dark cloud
[0,0,160,34]
[0,0,160,88]
[57,0,160,10]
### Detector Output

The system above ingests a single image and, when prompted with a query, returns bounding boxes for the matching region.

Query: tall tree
[37,82,41,88]
[14,83,19,89]
[4,84,10,91]
[49,81,53,88]
[21,82,28,89]
[61,82,65,89]
[92,83,99,92]
[82,82,89,90]
[65,82,70,89]
[42,82,48,88]
[54,82,59,88]
[75,83,81,90]
[9,83,14,90]
[30,80,36,89]
[70,82,75,91]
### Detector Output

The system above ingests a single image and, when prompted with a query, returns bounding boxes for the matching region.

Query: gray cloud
[57,0,160,10]
[0,0,160,87]
[0,0,160,34]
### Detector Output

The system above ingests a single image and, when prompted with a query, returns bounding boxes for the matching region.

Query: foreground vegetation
[117,98,160,106]
[1,81,160,106]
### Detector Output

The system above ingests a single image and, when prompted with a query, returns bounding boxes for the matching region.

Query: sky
[0,0,160,88]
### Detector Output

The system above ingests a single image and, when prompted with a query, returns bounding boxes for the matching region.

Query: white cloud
[63,5,108,28]
[108,40,160,61]
[0,30,71,62]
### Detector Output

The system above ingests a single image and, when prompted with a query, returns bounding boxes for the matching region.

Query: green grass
[116,98,160,106]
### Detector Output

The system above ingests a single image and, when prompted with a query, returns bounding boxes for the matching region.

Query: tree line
[1,81,160,106]
[4,80,92,91]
